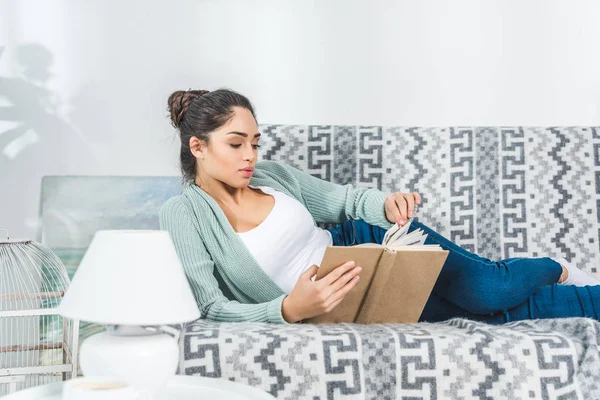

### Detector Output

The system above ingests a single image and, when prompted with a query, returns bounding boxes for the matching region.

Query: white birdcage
[0,229,79,395]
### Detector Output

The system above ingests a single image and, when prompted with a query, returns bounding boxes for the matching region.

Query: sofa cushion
[180,317,600,399]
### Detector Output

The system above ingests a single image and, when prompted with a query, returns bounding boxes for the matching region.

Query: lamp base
[79,326,179,395]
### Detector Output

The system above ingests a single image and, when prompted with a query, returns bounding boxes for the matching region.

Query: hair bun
[167,89,210,128]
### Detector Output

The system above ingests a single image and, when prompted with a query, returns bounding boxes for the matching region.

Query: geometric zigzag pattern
[258,125,600,277]
[181,317,600,400]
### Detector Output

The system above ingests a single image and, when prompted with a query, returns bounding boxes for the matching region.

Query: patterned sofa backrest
[258,125,600,278]
[40,125,600,279]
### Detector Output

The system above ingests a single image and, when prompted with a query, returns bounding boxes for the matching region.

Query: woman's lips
[240,168,254,177]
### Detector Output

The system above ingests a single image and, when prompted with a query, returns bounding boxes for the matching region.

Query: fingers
[405,194,416,219]
[302,265,319,280]
[409,192,422,218]
[324,296,344,313]
[325,273,361,310]
[325,265,361,297]
[385,194,401,224]
[393,193,408,224]
[320,261,356,286]
[391,192,422,223]
[414,192,422,206]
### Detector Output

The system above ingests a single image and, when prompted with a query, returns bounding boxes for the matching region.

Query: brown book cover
[306,245,449,324]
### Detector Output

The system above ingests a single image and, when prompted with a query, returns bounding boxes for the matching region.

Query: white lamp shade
[59,230,200,325]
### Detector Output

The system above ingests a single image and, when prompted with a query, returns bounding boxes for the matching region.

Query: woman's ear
[189,136,205,159]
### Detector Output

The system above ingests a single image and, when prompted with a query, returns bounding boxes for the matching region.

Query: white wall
[1,0,599,239]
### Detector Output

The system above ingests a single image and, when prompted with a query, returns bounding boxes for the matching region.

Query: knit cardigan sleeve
[278,162,394,229]
[159,197,288,324]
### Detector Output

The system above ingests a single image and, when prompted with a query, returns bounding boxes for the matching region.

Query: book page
[383,220,413,246]
[385,245,442,251]
[389,230,426,246]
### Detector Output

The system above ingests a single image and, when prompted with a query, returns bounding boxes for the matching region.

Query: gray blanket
[180,317,600,399]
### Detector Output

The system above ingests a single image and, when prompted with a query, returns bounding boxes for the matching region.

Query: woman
[160,88,600,324]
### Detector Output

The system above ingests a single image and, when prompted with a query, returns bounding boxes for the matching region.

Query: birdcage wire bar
[0,229,79,395]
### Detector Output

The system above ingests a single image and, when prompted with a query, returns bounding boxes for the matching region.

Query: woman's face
[194,107,261,189]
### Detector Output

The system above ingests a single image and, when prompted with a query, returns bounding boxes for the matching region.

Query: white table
[3,375,276,400]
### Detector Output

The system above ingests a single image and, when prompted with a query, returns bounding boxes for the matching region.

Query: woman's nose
[243,146,255,161]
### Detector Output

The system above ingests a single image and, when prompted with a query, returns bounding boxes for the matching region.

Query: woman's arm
[281,163,394,229]
[159,197,288,324]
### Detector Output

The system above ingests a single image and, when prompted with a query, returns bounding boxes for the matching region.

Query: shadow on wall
[0,43,97,238]
[0,43,85,162]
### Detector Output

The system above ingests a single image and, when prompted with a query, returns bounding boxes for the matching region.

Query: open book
[306,219,449,324]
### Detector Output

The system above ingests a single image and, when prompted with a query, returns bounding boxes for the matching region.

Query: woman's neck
[195,174,249,206]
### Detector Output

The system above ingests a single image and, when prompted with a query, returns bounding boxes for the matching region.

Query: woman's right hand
[281,261,362,323]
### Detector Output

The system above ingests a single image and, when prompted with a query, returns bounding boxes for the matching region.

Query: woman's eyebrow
[226,132,261,138]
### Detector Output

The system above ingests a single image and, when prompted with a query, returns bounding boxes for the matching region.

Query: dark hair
[167,88,257,182]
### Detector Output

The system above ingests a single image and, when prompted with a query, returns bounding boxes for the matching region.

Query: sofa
[40,126,600,399]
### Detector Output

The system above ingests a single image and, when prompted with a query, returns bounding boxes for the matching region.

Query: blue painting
[40,176,182,278]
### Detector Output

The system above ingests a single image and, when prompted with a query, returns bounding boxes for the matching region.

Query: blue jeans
[327,219,600,323]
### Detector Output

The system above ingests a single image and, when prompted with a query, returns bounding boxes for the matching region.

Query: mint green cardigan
[159,160,393,323]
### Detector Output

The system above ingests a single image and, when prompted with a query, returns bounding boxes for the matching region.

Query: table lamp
[58,230,200,394]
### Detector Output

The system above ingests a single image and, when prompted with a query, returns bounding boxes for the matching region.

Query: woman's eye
[230,144,242,148]
[230,144,260,149]
[252,144,261,149]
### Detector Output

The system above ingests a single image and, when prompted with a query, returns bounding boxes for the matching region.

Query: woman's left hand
[384,192,422,226]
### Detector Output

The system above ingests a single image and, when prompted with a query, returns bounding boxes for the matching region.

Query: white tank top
[237,185,333,294]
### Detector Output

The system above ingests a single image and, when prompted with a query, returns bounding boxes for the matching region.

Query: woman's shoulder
[160,181,203,214]
[159,195,189,222]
